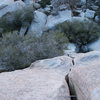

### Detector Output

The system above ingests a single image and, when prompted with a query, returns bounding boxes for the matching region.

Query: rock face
[68,51,100,100]
[0,56,72,100]
[28,11,47,36]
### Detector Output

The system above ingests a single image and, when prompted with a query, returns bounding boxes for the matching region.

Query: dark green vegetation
[0,4,34,34]
[0,19,100,71]
[95,0,100,17]
[56,20,100,52]
[39,0,51,8]
[0,31,68,71]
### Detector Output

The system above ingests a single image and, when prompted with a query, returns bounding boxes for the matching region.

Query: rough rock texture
[0,0,14,8]
[28,11,47,36]
[85,9,95,19]
[45,10,72,29]
[0,1,25,18]
[0,56,72,100]
[75,51,100,65]
[30,55,72,73]
[23,0,34,5]
[68,51,100,100]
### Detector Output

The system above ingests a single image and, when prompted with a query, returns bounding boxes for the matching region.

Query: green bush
[95,0,100,6]
[39,0,51,8]
[68,0,79,10]
[0,31,68,71]
[0,4,34,33]
[56,20,100,52]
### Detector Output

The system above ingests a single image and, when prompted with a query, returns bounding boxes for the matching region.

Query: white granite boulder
[28,11,47,36]
[68,51,100,100]
[85,9,95,19]
[45,10,72,29]
[0,55,72,100]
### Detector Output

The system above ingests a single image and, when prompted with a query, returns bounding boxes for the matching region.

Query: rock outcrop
[68,51,100,100]
[0,56,72,100]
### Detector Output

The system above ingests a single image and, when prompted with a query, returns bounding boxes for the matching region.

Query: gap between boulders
[65,54,77,100]
[65,73,77,100]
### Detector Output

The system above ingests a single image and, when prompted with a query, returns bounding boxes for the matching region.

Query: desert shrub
[39,0,51,8]
[0,4,34,33]
[68,0,80,10]
[0,31,68,71]
[95,0,100,16]
[56,20,100,52]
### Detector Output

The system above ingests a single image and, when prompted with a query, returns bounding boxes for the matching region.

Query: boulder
[91,5,99,11]
[59,4,70,11]
[33,2,41,9]
[95,16,100,23]
[0,55,72,100]
[80,0,86,4]
[75,51,100,65]
[23,0,34,5]
[68,51,100,100]
[45,10,72,29]
[88,39,100,51]
[0,0,14,8]
[30,55,72,73]
[0,1,25,18]
[85,9,95,19]
[28,11,47,37]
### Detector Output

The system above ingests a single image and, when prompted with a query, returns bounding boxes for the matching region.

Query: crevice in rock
[67,54,75,66]
[65,74,77,100]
